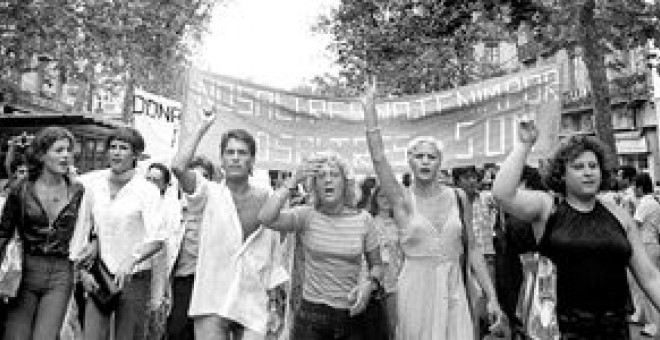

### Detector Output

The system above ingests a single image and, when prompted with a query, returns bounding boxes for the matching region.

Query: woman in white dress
[361,81,503,340]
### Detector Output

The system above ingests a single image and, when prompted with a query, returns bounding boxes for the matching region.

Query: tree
[0,0,218,116]
[316,0,510,96]
[483,0,660,155]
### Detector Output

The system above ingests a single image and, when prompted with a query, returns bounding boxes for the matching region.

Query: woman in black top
[0,126,95,340]
[493,121,660,339]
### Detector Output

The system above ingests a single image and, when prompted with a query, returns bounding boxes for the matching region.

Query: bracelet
[365,127,381,134]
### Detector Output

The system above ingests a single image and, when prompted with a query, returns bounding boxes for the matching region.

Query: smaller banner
[133,88,182,163]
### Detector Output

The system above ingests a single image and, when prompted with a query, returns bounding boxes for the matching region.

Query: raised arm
[492,121,550,238]
[171,109,217,194]
[258,161,317,232]
[362,79,409,219]
[629,219,660,313]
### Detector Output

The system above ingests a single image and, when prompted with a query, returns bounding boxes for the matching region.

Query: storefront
[0,113,126,177]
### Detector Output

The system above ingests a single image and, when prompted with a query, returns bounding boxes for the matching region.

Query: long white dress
[396,187,473,340]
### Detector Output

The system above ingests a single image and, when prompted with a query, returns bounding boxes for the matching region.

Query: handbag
[87,258,122,314]
[516,253,560,340]
[0,230,23,299]
[0,182,27,300]
[454,189,480,338]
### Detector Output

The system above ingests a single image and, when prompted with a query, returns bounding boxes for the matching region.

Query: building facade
[475,38,659,181]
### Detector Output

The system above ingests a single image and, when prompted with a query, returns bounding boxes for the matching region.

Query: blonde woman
[362,82,503,340]
[258,154,384,340]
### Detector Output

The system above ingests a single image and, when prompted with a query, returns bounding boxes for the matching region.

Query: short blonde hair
[406,136,444,160]
[306,151,357,209]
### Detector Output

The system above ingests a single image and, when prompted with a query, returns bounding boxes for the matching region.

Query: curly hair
[307,152,356,210]
[28,126,75,181]
[543,135,613,195]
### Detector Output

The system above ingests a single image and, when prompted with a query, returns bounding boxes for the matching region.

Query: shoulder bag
[0,183,26,299]
[453,188,482,338]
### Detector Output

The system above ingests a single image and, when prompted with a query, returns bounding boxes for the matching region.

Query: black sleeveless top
[538,200,632,314]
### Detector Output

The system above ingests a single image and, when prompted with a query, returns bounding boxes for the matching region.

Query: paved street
[482,323,659,339]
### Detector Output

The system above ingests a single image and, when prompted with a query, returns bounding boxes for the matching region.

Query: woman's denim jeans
[3,254,74,340]
[84,269,151,340]
[292,299,365,340]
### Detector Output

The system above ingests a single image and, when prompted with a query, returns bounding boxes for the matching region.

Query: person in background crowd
[438,169,453,186]
[493,165,543,339]
[617,165,638,215]
[401,172,411,188]
[146,162,172,196]
[166,155,214,340]
[357,176,377,210]
[633,173,660,337]
[258,153,384,340]
[453,166,498,337]
[493,120,660,338]
[1,135,30,195]
[454,167,497,260]
[362,80,503,339]
[0,126,96,340]
[171,109,287,340]
[79,126,167,340]
[1,157,29,194]
[145,162,182,339]
[369,185,403,339]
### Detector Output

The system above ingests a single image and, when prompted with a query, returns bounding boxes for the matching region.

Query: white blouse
[80,169,167,274]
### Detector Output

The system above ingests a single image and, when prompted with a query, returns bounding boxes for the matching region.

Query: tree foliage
[483,0,660,156]
[0,0,217,105]
[315,0,511,96]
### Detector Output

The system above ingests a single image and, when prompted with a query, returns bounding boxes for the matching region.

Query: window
[612,107,636,130]
[484,42,500,65]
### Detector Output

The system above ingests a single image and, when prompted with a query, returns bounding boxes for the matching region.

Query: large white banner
[132,88,182,163]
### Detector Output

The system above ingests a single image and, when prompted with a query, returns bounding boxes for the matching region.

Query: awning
[0,112,127,137]
[615,130,648,154]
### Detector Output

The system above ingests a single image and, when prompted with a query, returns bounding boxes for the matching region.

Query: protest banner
[133,88,182,162]
[182,64,561,174]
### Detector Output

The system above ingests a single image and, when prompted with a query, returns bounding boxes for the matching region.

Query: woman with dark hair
[258,153,383,339]
[369,186,402,339]
[79,126,167,340]
[493,121,660,338]
[0,126,96,339]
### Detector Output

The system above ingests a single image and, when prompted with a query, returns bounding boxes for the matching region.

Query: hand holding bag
[517,253,560,340]
[87,258,122,314]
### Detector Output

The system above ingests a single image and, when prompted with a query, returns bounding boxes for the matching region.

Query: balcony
[561,73,651,112]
